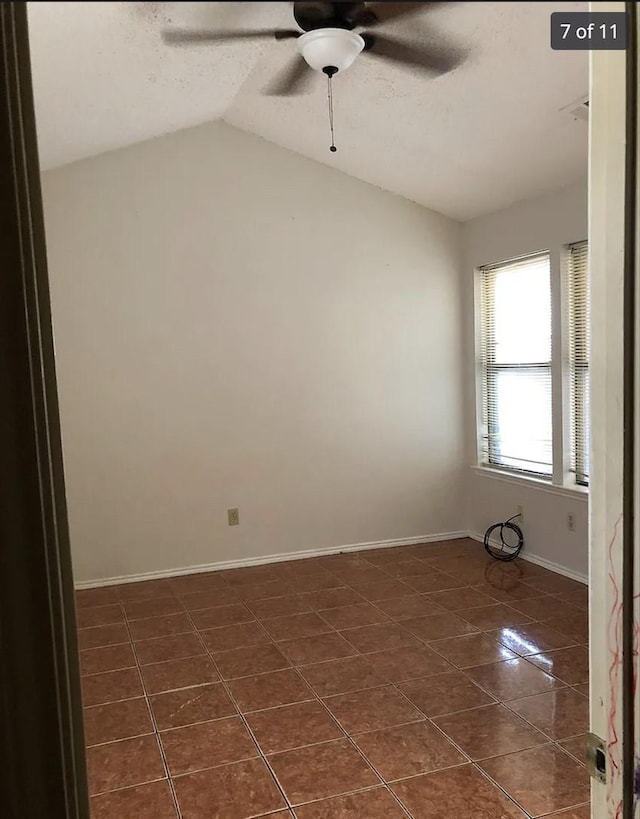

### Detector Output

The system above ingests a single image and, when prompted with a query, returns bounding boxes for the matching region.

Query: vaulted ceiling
[28,1,588,221]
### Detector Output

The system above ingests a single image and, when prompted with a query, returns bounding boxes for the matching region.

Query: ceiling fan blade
[354,2,427,26]
[264,54,314,96]
[363,33,465,75]
[162,29,300,45]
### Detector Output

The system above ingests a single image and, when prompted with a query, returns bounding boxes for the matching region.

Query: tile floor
[76,538,590,819]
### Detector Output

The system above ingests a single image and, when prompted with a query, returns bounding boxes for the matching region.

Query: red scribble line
[607,513,623,805]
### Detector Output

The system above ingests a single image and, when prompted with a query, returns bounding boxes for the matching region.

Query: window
[476,244,589,488]
[478,253,553,477]
[568,241,589,485]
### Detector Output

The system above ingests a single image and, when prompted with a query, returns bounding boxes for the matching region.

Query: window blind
[479,252,553,477]
[568,240,589,485]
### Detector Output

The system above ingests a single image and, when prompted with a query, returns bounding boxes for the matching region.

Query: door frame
[0,4,89,817]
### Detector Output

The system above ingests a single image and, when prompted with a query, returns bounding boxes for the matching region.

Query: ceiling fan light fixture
[297,28,364,74]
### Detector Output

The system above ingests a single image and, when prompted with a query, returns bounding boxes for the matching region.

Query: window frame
[477,251,554,479]
[474,242,589,494]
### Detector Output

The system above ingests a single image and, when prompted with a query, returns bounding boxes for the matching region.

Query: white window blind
[479,252,553,477]
[568,240,589,485]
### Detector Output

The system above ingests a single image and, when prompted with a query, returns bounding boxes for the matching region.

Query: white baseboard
[468,531,588,585]
[74,530,470,589]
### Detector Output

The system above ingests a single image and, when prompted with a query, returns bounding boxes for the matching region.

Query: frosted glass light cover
[298,28,364,73]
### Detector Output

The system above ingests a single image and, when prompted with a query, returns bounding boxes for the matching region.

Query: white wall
[42,122,465,584]
[462,182,589,580]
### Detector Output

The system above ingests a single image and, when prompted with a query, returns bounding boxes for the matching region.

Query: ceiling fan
[161,2,464,97]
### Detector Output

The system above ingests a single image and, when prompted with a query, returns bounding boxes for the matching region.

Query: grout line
[121,602,184,819]
[181,606,295,815]
[77,544,589,819]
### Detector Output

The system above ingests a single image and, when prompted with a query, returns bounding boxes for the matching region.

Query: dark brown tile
[365,645,454,683]
[90,780,177,819]
[140,655,219,695]
[117,579,175,601]
[480,744,590,816]
[128,613,194,641]
[458,604,533,631]
[267,738,379,804]
[161,716,258,775]
[82,667,143,707]
[248,594,312,619]
[213,643,289,680]
[380,559,442,579]
[76,604,124,629]
[508,688,588,739]
[76,586,120,608]
[428,588,497,611]
[173,757,285,818]
[262,611,332,641]
[467,658,563,701]
[246,700,343,753]
[554,589,589,610]
[434,703,546,760]
[301,587,364,610]
[351,579,413,601]
[319,602,390,630]
[77,623,130,651]
[512,596,579,622]
[222,565,280,586]
[558,734,588,766]
[361,545,419,563]
[87,735,165,795]
[471,580,544,603]
[544,807,591,819]
[168,572,228,594]
[234,579,296,601]
[134,632,205,665]
[280,632,357,665]
[84,698,153,746]
[299,655,387,697]
[355,719,465,780]
[490,622,578,657]
[80,643,136,676]
[200,620,270,652]
[526,575,586,595]
[527,646,589,685]
[399,671,495,717]
[179,588,240,611]
[332,566,390,587]
[341,622,421,653]
[274,557,332,577]
[150,683,236,729]
[402,613,479,642]
[290,573,344,593]
[573,682,589,698]
[545,613,589,643]
[189,603,253,629]
[430,633,517,669]
[324,685,422,734]
[404,572,468,593]
[124,596,185,620]
[391,763,527,818]
[227,668,314,712]
[294,787,407,818]
[375,594,444,620]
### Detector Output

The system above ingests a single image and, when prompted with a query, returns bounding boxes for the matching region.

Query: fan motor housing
[294,1,364,31]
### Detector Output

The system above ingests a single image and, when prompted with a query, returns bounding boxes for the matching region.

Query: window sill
[470,466,589,500]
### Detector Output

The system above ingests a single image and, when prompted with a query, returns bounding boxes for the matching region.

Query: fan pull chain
[327,73,337,152]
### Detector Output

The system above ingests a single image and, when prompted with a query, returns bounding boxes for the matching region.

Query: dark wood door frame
[0,4,88,817]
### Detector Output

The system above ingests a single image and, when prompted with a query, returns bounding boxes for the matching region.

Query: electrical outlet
[567,513,576,532]
[516,505,524,523]
[227,507,240,526]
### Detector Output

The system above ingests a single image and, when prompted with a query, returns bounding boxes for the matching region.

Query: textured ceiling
[28,1,588,221]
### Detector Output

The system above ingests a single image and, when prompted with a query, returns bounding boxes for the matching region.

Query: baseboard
[74,530,470,589]
[468,531,588,585]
